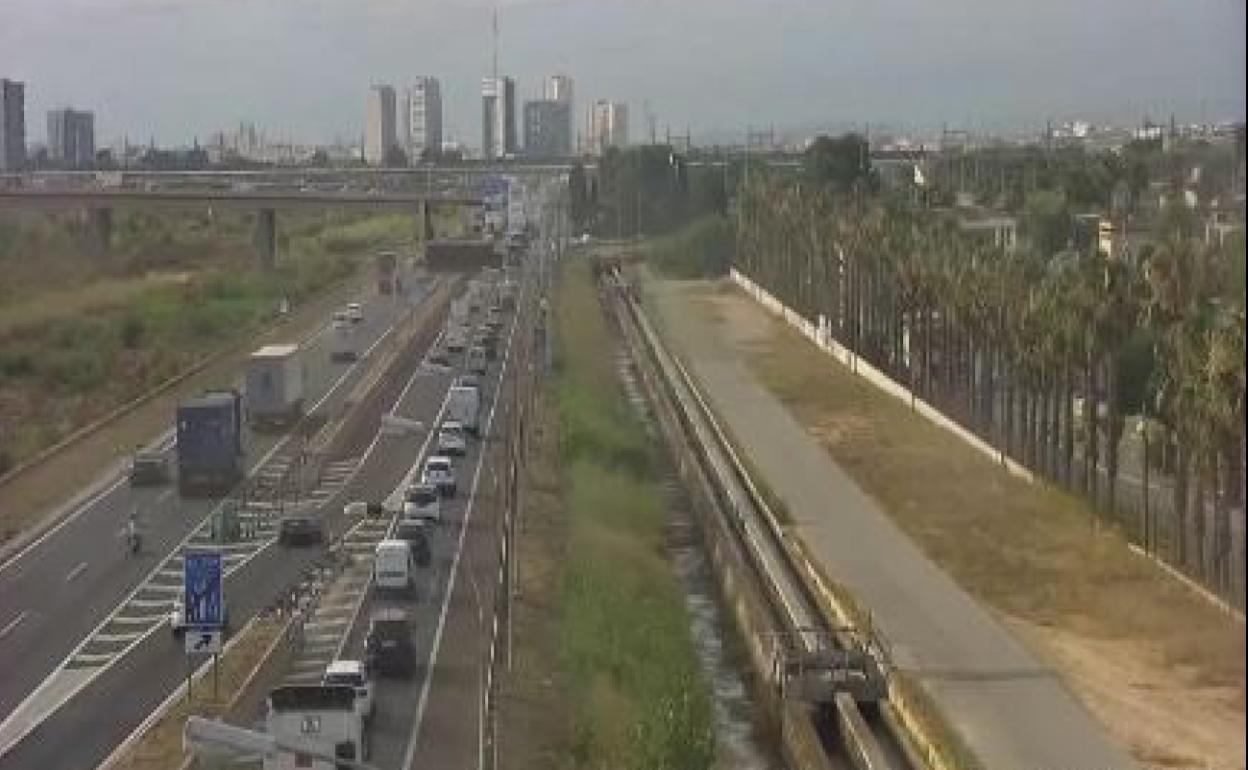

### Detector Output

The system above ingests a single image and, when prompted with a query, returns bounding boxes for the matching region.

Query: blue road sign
[183,550,224,629]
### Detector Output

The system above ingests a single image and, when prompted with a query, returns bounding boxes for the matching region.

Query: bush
[648,215,733,278]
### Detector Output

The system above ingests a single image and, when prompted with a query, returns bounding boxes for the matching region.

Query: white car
[346,303,364,323]
[421,455,457,497]
[403,483,442,524]
[437,420,468,456]
[323,660,375,721]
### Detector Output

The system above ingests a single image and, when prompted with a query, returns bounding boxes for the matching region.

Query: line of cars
[257,278,511,768]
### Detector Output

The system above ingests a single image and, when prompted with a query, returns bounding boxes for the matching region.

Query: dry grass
[0,272,193,335]
[672,279,1246,770]
[112,616,284,770]
[497,389,574,770]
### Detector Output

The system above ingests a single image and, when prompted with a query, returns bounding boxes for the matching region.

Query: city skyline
[1,0,1242,148]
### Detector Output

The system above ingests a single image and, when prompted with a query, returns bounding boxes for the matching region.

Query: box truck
[176,390,244,497]
[245,344,304,430]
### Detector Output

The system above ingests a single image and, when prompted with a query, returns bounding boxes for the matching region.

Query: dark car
[393,519,431,567]
[364,609,416,678]
[129,451,170,487]
[278,515,324,547]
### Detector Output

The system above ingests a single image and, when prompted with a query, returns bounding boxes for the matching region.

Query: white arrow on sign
[186,629,223,655]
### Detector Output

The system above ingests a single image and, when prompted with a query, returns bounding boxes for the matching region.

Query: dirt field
[662,278,1245,770]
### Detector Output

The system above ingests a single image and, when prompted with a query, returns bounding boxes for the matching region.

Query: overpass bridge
[0,189,484,268]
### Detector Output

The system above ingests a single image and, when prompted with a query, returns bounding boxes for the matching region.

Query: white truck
[246,345,305,430]
[447,384,481,435]
[330,320,359,362]
[264,685,364,770]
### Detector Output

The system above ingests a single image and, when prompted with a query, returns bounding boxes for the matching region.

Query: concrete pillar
[421,199,434,241]
[254,208,276,270]
[88,207,113,257]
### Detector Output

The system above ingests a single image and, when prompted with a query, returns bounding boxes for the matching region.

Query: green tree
[802,133,873,193]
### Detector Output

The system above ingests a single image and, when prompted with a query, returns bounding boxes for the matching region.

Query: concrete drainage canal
[616,349,784,770]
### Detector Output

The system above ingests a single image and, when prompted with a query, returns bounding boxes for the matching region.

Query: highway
[0,271,440,766]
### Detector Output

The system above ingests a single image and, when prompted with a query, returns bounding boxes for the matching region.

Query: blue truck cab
[176,389,245,497]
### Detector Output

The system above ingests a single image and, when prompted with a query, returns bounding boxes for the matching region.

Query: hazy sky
[1,0,1244,147]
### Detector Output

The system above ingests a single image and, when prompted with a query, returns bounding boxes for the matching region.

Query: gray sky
[1,0,1244,147]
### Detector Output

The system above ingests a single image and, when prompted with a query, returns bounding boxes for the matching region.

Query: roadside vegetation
[0,209,415,472]
[655,280,1245,769]
[735,132,1246,604]
[549,257,715,769]
[646,215,733,279]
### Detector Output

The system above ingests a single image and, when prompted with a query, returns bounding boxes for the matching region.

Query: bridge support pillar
[254,208,277,270]
[88,207,113,257]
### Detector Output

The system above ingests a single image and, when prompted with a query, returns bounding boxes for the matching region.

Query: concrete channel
[603,266,918,770]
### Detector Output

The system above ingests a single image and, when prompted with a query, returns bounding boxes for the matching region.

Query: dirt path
[650,276,1245,770]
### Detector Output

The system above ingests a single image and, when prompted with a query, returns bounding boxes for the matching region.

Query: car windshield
[325,672,362,687]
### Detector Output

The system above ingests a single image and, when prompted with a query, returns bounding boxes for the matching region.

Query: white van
[447,384,481,434]
[374,540,417,595]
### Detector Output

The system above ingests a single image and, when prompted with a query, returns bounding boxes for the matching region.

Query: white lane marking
[0,285,434,757]
[404,271,527,770]
[64,563,88,583]
[0,282,396,577]
[153,489,173,505]
[0,612,28,640]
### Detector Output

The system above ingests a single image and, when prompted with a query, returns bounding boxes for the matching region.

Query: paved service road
[648,281,1139,770]
[0,277,432,764]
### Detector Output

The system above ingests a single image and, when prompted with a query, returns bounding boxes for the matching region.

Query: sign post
[183,549,225,701]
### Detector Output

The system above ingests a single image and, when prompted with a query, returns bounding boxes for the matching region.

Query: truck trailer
[264,685,364,770]
[245,344,305,430]
[176,389,244,497]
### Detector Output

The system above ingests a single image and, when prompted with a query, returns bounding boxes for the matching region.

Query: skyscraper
[523,100,571,158]
[47,108,95,167]
[539,74,574,156]
[481,76,516,160]
[365,85,397,166]
[403,78,442,161]
[588,101,628,155]
[0,78,26,172]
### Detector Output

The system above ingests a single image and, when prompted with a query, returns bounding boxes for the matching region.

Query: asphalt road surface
[0,276,436,767]
[648,280,1139,770]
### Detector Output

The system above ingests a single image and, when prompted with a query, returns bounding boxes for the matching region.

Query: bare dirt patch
[662,278,1246,770]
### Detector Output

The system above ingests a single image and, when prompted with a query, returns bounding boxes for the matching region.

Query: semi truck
[245,344,305,430]
[176,389,244,497]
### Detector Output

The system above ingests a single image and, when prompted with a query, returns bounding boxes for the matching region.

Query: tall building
[544,74,573,104]
[523,100,572,158]
[481,76,516,160]
[540,74,574,156]
[47,108,95,167]
[365,85,397,166]
[403,78,442,162]
[1,78,26,172]
[587,100,628,155]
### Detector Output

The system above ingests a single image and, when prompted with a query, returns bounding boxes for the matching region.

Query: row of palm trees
[734,175,1245,600]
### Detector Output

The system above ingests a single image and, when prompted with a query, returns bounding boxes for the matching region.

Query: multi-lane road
[0,268,452,768]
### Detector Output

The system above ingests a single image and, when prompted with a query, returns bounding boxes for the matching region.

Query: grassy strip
[553,257,715,769]
[111,616,285,770]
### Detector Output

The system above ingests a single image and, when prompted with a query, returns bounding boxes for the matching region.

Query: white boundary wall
[731,268,1036,482]
[731,268,1248,621]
